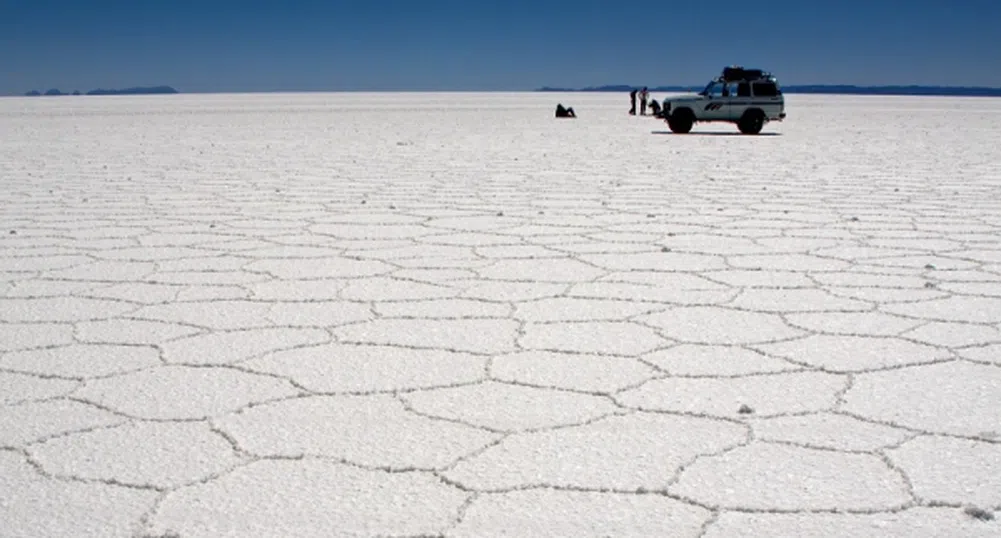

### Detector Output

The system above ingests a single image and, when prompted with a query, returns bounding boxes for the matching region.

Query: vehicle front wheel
[738,109,765,135]
[667,110,694,134]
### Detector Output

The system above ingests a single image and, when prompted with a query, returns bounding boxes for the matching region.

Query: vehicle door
[728,82,753,120]
[700,81,731,120]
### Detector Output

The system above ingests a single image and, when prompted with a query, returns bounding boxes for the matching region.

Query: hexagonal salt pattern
[451,489,710,537]
[243,343,489,393]
[702,508,1000,538]
[443,413,748,491]
[490,350,658,392]
[216,394,500,469]
[886,436,1001,507]
[750,412,914,452]
[0,344,161,378]
[29,421,241,489]
[148,459,469,537]
[73,365,299,420]
[402,380,621,431]
[0,451,158,538]
[5,93,1001,536]
[616,371,845,417]
[841,361,1001,437]
[670,443,912,511]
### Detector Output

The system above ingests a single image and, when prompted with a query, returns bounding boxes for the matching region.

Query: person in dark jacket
[629,89,637,115]
[649,98,661,117]
[555,103,576,118]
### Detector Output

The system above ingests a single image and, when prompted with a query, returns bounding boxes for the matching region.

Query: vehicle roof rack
[720,66,772,82]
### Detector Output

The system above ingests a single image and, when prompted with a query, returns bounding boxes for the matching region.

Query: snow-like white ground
[1,91,1000,537]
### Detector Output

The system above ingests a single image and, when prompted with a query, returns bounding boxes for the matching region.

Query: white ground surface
[1,92,1000,537]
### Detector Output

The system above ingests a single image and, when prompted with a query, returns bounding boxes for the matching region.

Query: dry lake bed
[1,92,1000,537]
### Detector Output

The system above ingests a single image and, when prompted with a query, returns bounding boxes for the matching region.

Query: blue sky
[2,0,999,94]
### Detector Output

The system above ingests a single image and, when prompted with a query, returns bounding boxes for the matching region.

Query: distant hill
[86,85,179,95]
[23,85,179,96]
[537,84,1001,97]
[781,85,1001,97]
[538,85,693,93]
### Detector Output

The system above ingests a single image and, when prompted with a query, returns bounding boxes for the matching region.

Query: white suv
[660,67,786,134]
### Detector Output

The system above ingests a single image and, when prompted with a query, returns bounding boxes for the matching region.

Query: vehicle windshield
[699,80,716,96]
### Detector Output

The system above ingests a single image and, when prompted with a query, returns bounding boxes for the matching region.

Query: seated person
[555,103,576,118]
[649,99,662,116]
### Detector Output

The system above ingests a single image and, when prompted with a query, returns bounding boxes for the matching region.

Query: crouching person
[555,103,577,118]
[649,99,662,117]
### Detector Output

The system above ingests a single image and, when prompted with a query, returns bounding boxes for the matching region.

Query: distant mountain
[86,85,179,95]
[539,85,694,93]
[537,84,1001,97]
[23,85,179,96]
[781,85,1001,97]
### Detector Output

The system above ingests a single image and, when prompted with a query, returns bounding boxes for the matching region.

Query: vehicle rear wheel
[667,109,694,134]
[738,109,765,135]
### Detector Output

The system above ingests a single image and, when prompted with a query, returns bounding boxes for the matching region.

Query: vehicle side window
[706,82,726,98]
[737,83,751,97]
[752,82,780,97]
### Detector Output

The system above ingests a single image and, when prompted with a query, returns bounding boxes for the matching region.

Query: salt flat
[1,91,1000,537]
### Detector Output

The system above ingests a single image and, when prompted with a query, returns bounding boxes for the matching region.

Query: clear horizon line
[7,83,1001,98]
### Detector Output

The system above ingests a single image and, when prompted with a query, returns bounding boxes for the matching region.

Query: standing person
[640,87,649,115]
[629,89,637,115]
